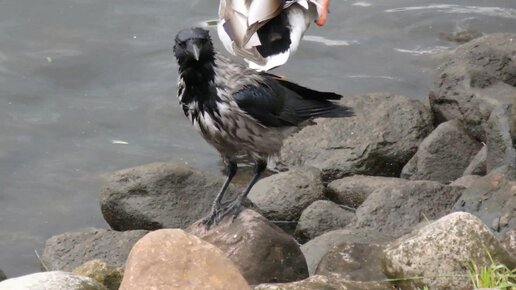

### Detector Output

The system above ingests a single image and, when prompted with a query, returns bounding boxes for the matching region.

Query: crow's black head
[174,27,214,67]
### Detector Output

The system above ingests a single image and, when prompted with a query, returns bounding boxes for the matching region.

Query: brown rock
[188,209,308,285]
[73,259,123,290]
[450,175,481,188]
[119,229,249,290]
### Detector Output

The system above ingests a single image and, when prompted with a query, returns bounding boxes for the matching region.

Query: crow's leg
[201,159,237,228]
[218,159,267,221]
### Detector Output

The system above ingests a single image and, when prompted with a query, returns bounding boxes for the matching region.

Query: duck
[217,0,330,71]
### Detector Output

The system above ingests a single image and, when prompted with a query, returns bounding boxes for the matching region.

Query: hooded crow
[218,0,330,71]
[173,27,351,227]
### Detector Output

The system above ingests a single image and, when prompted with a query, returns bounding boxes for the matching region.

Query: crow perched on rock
[173,27,352,227]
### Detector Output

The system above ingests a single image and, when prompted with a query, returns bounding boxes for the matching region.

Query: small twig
[34,250,49,272]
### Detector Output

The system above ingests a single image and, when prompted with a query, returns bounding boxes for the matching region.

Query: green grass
[467,251,516,289]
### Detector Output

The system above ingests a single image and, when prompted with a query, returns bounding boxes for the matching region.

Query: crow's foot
[218,198,244,222]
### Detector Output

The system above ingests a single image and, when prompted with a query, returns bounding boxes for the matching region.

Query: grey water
[0,0,515,277]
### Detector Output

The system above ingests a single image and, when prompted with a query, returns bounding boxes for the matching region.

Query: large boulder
[382,212,516,290]
[73,260,123,290]
[0,271,107,290]
[350,181,463,237]
[300,228,393,275]
[119,229,249,290]
[429,33,516,142]
[188,209,308,285]
[41,229,148,272]
[486,104,516,171]
[294,200,355,243]
[248,167,325,222]
[453,166,516,236]
[253,274,392,290]
[315,243,387,282]
[463,145,487,176]
[401,120,482,183]
[101,162,238,231]
[326,175,408,208]
[276,93,433,181]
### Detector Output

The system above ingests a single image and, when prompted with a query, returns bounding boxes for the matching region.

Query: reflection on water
[0,0,515,276]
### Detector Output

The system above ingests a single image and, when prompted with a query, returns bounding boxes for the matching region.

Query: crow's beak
[192,43,200,61]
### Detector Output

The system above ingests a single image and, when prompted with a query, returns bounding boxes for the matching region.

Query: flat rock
[42,229,148,272]
[301,228,393,276]
[294,200,355,243]
[453,166,516,236]
[401,120,482,183]
[276,93,433,181]
[119,229,249,290]
[316,243,387,282]
[486,104,516,172]
[248,167,324,222]
[73,260,123,290]
[382,212,516,290]
[188,209,308,285]
[0,271,107,290]
[326,175,408,208]
[450,175,480,188]
[429,33,516,141]
[101,162,238,231]
[253,274,392,290]
[350,181,463,237]
[463,145,487,176]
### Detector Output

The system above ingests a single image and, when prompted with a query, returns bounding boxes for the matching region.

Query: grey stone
[429,33,516,142]
[294,200,355,243]
[41,229,148,272]
[503,229,516,257]
[188,209,308,285]
[382,212,516,290]
[276,93,433,181]
[350,181,463,237]
[0,271,108,290]
[248,167,325,222]
[463,145,487,176]
[101,162,238,230]
[326,175,408,208]
[0,270,5,282]
[401,120,482,183]
[453,166,516,236]
[253,274,392,290]
[486,104,516,172]
[450,175,480,188]
[316,243,387,282]
[300,228,393,276]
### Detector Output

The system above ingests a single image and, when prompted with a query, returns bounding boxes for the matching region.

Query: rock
[119,229,249,290]
[450,175,480,188]
[503,229,516,257]
[486,104,516,172]
[439,30,483,43]
[101,162,238,231]
[382,212,516,290]
[294,200,354,243]
[277,93,433,181]
[0,270,5,282]
[253,274,392,290]
[188,209,308,284]
[463,145,487,176]
[429,33,516,142]
[301,228,393,275]
[42,229,148,272]
[73,260,123,290]
[248,167,324,222]
[351,181,463,237]
[0,271,108,290]
[316,243,387,282]
[326,175,408,208]
[453,166,516,236]
[401,120,482,183]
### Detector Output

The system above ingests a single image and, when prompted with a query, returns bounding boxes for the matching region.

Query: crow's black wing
[232,76,352,128]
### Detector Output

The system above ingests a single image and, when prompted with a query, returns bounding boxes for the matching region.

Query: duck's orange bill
[315,0,329,26]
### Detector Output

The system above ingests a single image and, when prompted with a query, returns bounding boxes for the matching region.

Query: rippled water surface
[1,0,515,276]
